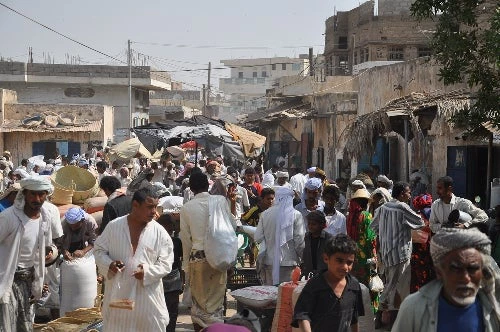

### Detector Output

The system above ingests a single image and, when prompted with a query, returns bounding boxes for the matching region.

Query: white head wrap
[430,227,500,320]
[307,167,317,173]
[272,186,295,285]
[304,177,322,191]
[14,175,54,210]
[13,168,30,179]
[261,173,275,188]
[351,180,366,188]
[276,171,289,179]
[377,175,393,188]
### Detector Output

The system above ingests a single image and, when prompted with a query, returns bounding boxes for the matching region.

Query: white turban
[305,177,322,190]
[307,167,317,173]
[276,171,289,179]
[19,176,54,194]
[14,176,54,210]
[377,175,393,187]
[430,227,500,320]
[261,173,275,188]
[13,168,30,179]
[430,227,491,265]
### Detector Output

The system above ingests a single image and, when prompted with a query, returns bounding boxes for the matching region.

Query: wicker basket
[51,166,99,204]
[51,186,74,205]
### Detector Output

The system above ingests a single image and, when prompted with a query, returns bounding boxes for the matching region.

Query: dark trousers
[164,291,180,332]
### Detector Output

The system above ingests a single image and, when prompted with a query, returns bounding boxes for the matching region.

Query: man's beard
[450,283,480,306]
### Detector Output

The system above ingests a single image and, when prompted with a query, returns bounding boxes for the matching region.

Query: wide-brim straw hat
[351,188,371,200]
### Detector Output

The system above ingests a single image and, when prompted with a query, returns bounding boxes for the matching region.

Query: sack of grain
[231,285,278,308]
[84,196,107,214]
[60,251,97,316]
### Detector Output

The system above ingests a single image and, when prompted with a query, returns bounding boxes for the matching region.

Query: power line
[0,2,209,92]
[132,41,324,50]
[0,2,125,65]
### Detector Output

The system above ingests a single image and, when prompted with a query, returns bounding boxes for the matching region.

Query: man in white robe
[94,187,174,332]
[0,176,63,331]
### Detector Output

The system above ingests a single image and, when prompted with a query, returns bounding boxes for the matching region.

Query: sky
[0,0,365,91]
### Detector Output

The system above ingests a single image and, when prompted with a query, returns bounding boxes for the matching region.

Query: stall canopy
[132,116,265,162]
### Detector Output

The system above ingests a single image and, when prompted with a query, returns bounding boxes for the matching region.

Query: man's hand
[132,264,144,280]
[63,250,73,261]
[72,250,85,258]
[109,260,124,273]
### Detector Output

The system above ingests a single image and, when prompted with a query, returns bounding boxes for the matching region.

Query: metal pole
[202,84,206,117]
[309,48,314,77]
[128,39,133,137]
[404,117,409,182]
[486,133,493,208]
[195,141,198,166]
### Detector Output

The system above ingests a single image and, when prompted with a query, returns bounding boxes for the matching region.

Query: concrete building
[0,89,114,163]
[219,57,310,119]
[247,75,358,177]
[0,61,171,143]
[324,0,435,76]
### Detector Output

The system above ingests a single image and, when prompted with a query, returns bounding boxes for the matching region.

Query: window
[418,47,432,57]
[292,63,301,71]
[338,36,348,49]
[238,72,243,78]
[389,47,404,60]
[272,64,276,70]
[253,72,257,78]
[281,63,287,70]
[364,48,369,62]
[262,71,267,77]
[353,51,358,65]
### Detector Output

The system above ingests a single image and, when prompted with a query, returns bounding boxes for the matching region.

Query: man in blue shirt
[0,183,20,212]
[393,227,500,331]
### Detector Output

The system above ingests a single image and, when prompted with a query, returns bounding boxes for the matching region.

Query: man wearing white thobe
[0,176,63,331]
[254,187,305,285]
[94,187,174,332]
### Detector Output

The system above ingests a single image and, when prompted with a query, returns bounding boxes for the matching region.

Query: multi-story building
[219,57,309,119]
[0,61,171,142]
[324,0,436,75]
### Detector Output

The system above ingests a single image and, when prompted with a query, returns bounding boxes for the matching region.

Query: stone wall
[378,0,414,16]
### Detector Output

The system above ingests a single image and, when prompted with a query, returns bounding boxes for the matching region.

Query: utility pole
[128,39,133,137]
[202,84,206,117]
[309,47,314,77]
[207,62,211,117]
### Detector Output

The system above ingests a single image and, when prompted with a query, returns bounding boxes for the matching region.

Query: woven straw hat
[351,188,371,200]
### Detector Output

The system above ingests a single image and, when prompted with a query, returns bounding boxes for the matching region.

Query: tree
[411,0,499,136]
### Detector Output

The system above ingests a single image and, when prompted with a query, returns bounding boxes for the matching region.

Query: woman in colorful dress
[346,188,379,311]
[410,193,435,292]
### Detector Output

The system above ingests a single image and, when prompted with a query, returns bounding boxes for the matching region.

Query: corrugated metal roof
[483,121,500,135]
[0,120,102,133]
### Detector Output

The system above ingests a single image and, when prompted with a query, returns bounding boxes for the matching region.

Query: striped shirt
[371,200,424,267]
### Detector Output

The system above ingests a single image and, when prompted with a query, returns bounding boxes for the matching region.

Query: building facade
[0,61,171,143]
[324,0,435,76]
[219,57,310,119]
[0,89,114,163]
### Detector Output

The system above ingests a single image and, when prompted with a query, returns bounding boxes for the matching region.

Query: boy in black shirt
[292,234,364,332]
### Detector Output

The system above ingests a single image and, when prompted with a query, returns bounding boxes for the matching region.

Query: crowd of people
[0,147,499,332]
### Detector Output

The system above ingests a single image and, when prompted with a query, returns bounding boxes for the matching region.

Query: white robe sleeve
[94,225,115,279]
[142,229,173,287]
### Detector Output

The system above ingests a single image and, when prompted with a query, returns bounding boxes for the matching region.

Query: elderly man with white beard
[393,227,500,331]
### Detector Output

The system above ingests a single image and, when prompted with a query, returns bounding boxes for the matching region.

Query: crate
[227,268,260,291]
